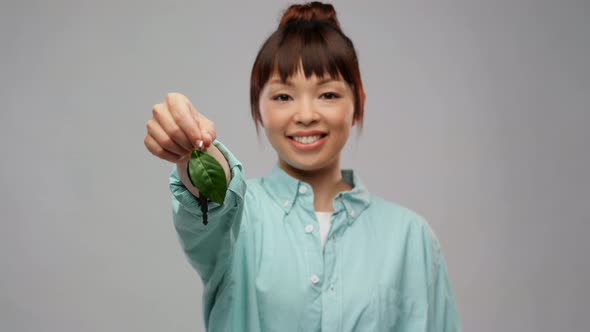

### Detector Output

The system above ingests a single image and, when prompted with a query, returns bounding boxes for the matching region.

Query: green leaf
[187,149,228,204]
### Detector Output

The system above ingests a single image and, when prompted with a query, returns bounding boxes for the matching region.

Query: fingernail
[205,132,212,144]
[196,140,204,150]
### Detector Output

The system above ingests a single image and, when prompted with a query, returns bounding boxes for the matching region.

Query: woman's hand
[144,92,217,163]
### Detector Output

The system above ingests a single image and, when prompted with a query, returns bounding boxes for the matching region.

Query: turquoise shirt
[170,141,461,331]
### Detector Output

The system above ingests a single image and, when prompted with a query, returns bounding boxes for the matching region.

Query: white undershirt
[315,211,332,250]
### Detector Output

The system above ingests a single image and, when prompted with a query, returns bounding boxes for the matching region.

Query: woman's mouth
[287,133,328,150]
[291,135,322,144]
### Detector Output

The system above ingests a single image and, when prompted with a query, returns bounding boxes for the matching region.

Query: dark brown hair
[250,2,366,132]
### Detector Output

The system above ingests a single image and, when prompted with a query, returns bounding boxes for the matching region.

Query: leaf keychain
[187,148,228,225]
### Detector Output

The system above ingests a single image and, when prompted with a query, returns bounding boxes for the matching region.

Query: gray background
[1,0,589,331]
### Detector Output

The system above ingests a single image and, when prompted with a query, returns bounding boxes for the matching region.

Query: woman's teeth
[292,135,321,144]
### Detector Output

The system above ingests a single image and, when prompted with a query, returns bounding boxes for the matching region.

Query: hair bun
[279,2,341,31]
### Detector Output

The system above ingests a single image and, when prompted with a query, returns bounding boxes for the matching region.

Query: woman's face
[259,69,356,174]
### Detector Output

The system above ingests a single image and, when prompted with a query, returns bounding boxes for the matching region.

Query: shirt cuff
[169,139,246,218]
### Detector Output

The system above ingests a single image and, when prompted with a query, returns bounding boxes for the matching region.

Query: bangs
[275,21,345,81]
[257,20,356,85]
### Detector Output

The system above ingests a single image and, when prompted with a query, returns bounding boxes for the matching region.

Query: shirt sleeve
[425,230,462,332]
[169,140,247,290]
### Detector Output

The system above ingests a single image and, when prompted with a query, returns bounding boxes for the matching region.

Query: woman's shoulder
[241,176,277,207]
[367,194,424,222]
[242,177,263,198]
[367,194,439,241]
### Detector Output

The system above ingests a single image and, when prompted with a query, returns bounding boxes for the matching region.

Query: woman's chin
[279,157,338,175]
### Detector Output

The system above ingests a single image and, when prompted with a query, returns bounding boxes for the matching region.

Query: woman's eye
[320,92,339,100]
[272,94,291,102]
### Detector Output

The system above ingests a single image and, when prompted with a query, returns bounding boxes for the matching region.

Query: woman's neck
[279,160,352,212]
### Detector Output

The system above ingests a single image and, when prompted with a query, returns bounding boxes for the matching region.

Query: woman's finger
[166,93,204,150]
[152,101,194,151]
[144,134,182,163]
[146,118,190,157]
[189,103,216,148]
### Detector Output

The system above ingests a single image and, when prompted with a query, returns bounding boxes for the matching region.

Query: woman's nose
[293,100,319,125]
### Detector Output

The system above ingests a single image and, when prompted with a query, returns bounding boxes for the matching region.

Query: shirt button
[283,200,289,207]
[305,224,314,233]
[310,275,320,284]
[337,197,343,202]
[350,210,355,217]
[299,186,308,194]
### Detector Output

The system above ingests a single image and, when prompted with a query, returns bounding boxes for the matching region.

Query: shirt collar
[261,165,371,224]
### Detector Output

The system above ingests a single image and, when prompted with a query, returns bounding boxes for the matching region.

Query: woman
[144,2,461,331]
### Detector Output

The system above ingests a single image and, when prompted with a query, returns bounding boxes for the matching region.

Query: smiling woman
[259,72,356,185]
[143,2,461,331]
